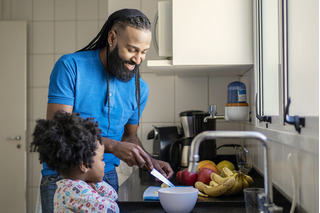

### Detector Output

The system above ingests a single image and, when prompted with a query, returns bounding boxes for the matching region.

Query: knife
[150,168,175,187]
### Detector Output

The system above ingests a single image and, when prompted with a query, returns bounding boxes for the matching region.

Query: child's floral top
[54,179,119,213]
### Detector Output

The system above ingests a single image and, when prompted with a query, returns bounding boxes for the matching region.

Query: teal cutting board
[142,186,194,201]
[143,186,161,201]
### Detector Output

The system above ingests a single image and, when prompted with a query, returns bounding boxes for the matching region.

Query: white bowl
[158,187,198,213]
[225,106,249,121]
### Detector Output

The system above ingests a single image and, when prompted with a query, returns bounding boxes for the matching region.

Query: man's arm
[121,123,146,151]
[47,103,73,119]
[101,123,153,169]
[120,123,174,179]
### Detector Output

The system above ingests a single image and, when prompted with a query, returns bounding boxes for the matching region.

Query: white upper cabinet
[147,0,253,75]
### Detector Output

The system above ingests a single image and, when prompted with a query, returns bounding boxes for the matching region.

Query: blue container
[227,81,247,103]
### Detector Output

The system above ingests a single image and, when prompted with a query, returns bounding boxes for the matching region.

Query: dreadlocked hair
[30,111,102,176]
[77,13,150,133]
[77,15,151,52]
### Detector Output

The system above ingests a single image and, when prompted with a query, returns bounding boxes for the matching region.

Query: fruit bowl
[158,187,198,213]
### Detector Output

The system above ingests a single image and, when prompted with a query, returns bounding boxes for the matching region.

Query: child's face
[87,141,105,183]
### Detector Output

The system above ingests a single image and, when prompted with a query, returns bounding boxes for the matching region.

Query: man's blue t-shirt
[42,49,149,176]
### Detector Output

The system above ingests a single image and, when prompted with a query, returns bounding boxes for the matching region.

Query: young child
[31,111,119,213]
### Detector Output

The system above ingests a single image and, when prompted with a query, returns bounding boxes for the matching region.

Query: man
[41,8,174,212]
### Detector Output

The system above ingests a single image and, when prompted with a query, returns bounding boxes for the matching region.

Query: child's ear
[79,163,89,173]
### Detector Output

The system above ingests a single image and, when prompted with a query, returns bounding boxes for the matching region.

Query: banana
[222,167,235,177]
[233,174,243,194]
[203,176,236,197]
[210,173,231,184]
[195,181,208,193]
[196,167,252,197]
[203,183,227,197]
[223,173,240,196]
[198,191,208,197]
[244,174,254,186]
[209,180,216,187]
[241,174,250,189]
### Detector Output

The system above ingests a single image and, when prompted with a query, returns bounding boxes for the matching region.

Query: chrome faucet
[203,104,224,122]
[188,131,282,212]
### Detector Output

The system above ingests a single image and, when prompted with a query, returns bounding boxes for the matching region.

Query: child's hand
[87,182,98,191]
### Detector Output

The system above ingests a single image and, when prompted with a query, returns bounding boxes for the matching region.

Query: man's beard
[107,45,139,82]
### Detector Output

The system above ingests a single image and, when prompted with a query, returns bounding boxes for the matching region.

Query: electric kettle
[169,137,193,170]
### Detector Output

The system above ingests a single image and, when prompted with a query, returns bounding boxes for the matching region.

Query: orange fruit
[198,164,218,173]
[216,160,235,173]
[197,160,216,172]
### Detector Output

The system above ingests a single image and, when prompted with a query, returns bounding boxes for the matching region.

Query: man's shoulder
[139,77,149,91]
[53,50,100,72]
[59,49,97,62]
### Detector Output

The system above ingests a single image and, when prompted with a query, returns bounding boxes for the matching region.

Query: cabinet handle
[255,93,272,123]
[284,98,305,134]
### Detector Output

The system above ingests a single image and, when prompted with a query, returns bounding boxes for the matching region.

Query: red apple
[181,168,197,186]
[197,168,215,185]
[176,170,183,184]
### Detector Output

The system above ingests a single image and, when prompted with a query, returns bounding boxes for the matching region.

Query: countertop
[117,156,293,212]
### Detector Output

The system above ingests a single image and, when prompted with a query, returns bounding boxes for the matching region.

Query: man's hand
[110,140,154,169]
[151,158,174,179]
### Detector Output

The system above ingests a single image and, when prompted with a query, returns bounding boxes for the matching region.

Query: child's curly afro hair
[31,110,102,175]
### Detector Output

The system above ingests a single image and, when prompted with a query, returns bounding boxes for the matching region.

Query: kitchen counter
[117,167,247,212]
[117,201,246,213]
[117,156,293,212]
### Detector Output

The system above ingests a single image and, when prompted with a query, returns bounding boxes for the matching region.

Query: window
[256,0,281,121]
[261,0,280,116]
[256,0,318,133]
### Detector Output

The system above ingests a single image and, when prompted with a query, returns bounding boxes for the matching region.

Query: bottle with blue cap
[225,81,249,121]
[227,81,247,104]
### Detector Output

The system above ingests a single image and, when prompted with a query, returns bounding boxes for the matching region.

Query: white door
[0,21,27,213]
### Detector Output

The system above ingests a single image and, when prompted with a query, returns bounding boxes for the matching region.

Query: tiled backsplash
[1,0,318,213]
